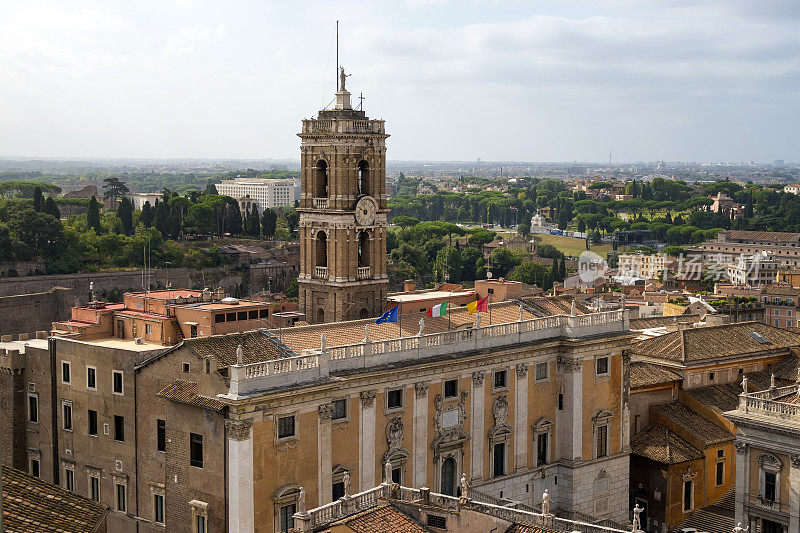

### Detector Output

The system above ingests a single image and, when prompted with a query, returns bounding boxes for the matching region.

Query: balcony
[315,266,329,279]
[313,198,329,209]
[357,266,371,280]
[747,494,788,514]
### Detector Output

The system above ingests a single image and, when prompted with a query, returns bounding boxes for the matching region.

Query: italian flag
[427,302,448,317]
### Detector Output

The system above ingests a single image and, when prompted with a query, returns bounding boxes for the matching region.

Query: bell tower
[297,69,389,324]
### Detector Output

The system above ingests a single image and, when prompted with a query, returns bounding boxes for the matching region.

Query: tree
[154,200,169,235]
[392,216,419,228]
[435,246,462,283]
[102,177,129,204]
[204,180,218,195]
[284,207,299,236]
[33,186,44,212]
[43,197,60,220]
[249,205,261,236]
[489,248,521,278]
[117,197,134,235]
[285,278,299,298]
[141,201,154,228]
[261,208,278,238]
[559,257,566,281]
[518,221,531,238]
[87,196,101,233]
[510,261,548,287]
[550,258,558,283]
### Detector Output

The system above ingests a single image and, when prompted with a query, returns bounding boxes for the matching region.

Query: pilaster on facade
[413,382,428,488]
[790,453,800,533]
[557,356,584,461]
[359,390,377,490]
[226,418,255,533]
[735,441,748,526]
[471,371,485,481]
[318,403,333,506]
[514,364,528,471]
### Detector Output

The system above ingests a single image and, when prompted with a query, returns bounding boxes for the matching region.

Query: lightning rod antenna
[336,21,339,91]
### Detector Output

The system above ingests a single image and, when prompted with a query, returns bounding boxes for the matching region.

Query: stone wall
[0,288,74,336]
[0,267,244,302]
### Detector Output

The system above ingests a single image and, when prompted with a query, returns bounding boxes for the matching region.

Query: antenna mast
[336,20,339,91]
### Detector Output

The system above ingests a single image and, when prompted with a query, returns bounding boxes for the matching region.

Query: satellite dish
[487,271,493,279]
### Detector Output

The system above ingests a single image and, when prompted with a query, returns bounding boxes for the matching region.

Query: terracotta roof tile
[631,425,704,464]
[517,296,589,317]
[629,314,702,331]
[333,503,431,533]
[156,379,226,411]
[2,465,108,533]
[726,230,800,243]
[763,285,800,296]
[682,372,774,414]
[649,402,733,446]
[629,322,800,364]
[183,329,295,366]
[630,362,683,388]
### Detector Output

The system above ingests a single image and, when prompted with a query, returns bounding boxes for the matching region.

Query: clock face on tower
[354,195,377,226]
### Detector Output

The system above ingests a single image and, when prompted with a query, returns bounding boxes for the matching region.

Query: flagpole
[448,295,451,331]
[399,301,402,337]
[489,293,492,325]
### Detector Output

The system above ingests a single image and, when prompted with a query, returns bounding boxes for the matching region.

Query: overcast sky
[1,0,798,163]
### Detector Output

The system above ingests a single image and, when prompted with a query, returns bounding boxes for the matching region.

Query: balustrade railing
[739,384,800,420]
[302,119,385,135]
[357,266,371,279]
[313,198,329,209]
[227,310,627,396]
[315,266,329,279]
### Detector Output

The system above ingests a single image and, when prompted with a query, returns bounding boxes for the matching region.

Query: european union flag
[375,305,399,324]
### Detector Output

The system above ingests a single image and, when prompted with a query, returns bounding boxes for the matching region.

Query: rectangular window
[764,472,777,501]
[596,425,608,458]
[596,356,609,375]
[279,504,296,533]
[88,409,98,436]
[154,493,165,524]
[157,419,166,452]
[214,313,225,323]
[145,323,152,334]
[277,416,295,439]
[190,324,198,338]
[444,379,458,398]
[226,312,236,322]
[30,458,40,478]
[259,308,269,318]
[716,461,724,486]
[114,415,125,442]
[557,393,563,411]
[493,443,506,477]
[331,399,347,420]
[190,433,203,468]
[237,311,247,321]
[249,310,258,319]
[392,467,402,484]
[387,389,403,410]
[494,370,507,389]
[90,475,100,501]
[537,433,548,465]
[87,367,96,389]
[62,361,71,384]
[116,483,127,512]
[332,481,345,501]
[683,480,693,512]
[113,371,124,395]
[182,362,190,373]
[28,394,39,423]
[709,372,715,381]
[63,402,73,431]
[536,362,548,381]
[65,467,74,491]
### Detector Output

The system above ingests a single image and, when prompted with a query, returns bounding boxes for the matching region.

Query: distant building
[128,192,161,210]
[689,230,800,269]
[783,184,800,196]
[215,177,299,210]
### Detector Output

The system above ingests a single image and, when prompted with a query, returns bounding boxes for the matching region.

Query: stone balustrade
[301,119,385,135]
[291,482,628,533]
[315,266,329,280]
[357,266,371,280]
[223,310,628,398]
[739,384,800,420]
[313,198,329,209]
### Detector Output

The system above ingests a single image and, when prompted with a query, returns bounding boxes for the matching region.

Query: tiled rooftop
[326,503,431,533]
[628,314,702,331]
[763,285,800,296]
[182,329,294,366]
[683,372,774,414]
[631,425,704,464]
[156,379,226,411]
[630,362,683,389]
[2,465,108,533]
[629,322,800,365]
[726,230,800,243]
[649,402,733,446]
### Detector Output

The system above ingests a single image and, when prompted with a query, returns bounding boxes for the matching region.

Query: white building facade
[216,178,300,210]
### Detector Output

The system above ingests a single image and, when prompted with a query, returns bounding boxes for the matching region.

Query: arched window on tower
[440,457,456,496]
[358,231,370,267]
[315,160,329,198]
[316,232,328,267]
[357,160,369,196]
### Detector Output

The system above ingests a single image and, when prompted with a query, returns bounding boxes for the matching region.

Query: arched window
[317,308,325,323]
[315,160,328,198]
[357,160,369,196]
[358,231,370,267]
[273,484,302,533]
[440,457,456,496]
[316,232,328,267]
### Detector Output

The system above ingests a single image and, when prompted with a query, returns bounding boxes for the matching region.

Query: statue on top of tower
[340,67,351,92]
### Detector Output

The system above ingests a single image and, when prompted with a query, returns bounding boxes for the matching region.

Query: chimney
[404,280,416,293]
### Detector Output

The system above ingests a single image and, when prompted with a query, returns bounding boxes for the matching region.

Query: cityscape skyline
[1,1,799,163]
